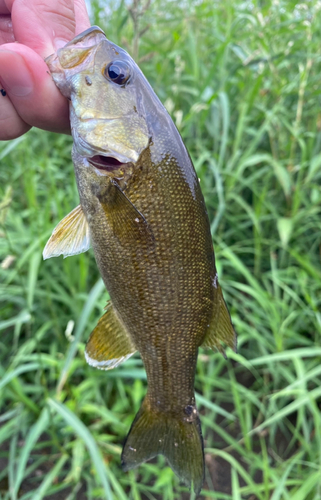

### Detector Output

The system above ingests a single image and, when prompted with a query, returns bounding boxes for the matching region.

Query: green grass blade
[56,278,105,393]
[0,363,41,391]
[21,454,69,500]
[289,472,320,500]
[47,398,113,499]
[13,408,50,497]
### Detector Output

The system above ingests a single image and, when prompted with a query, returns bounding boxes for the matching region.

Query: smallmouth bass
[44,26,236,495]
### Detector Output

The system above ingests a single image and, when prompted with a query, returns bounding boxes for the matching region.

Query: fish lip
[73,129,139,164]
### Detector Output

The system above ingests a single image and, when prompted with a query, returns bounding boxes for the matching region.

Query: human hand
[0,0,90,140]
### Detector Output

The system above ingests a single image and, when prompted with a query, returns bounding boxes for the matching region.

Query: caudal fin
[121,399,204,495]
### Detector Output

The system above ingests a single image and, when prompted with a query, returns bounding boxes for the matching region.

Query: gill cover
[46,26,150,165]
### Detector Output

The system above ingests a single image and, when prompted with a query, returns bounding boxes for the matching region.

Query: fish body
[44,26,236,494]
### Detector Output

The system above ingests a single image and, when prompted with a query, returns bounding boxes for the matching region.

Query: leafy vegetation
[1,0,321,498]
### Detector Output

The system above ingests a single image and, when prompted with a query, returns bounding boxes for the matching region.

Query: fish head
[46,26,150,175]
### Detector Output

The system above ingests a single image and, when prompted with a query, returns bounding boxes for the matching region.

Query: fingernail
[0,50,33,97]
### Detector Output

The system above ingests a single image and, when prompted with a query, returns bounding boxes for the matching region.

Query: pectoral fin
[85,303,136,370]
[43,205,90,259]
[96,179,154,246]
[201,278,237,355]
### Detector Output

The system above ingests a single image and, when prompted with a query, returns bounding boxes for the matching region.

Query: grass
[1,0,321,498]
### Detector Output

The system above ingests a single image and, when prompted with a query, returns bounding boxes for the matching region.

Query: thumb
[10,0,85,57]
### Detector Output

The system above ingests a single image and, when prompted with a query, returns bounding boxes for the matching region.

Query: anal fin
[43,204,90,259]
[85,303,136,370]
[201,277,237,355]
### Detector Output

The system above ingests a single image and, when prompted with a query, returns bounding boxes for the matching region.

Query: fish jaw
[69,107,148,165]
[46,25,150,168]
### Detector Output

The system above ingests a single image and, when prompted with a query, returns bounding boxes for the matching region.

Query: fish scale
[44,25,236,495]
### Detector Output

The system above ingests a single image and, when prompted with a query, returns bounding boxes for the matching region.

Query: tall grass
[1,0,321,498]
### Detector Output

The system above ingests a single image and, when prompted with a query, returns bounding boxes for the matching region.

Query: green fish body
[44,26,236,494]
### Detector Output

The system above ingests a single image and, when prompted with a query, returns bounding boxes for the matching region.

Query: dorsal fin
[201,277,236,356]
[43,205,90,259]
[85,303,137,370]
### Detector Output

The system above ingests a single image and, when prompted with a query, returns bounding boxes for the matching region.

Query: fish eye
[105,60,130,85]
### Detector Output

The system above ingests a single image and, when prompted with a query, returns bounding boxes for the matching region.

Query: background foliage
[1,0,321,498]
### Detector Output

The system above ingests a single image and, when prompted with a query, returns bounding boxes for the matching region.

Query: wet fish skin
[45,26,236,495]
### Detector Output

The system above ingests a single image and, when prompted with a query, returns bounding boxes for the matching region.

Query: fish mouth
[88,155,131,172]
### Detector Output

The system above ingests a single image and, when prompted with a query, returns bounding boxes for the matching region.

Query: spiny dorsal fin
[85,303,136,370]
[43,205,90,260]
[201,277,237,355]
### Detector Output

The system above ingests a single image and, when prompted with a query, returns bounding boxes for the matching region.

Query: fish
[44,26,236,495]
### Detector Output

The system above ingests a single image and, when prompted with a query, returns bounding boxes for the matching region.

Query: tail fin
[121,399,204,495]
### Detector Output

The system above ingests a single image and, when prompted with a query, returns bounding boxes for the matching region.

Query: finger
[0,82,30,140]
[0,15,14,43]
[11,0,75,56]
[0,44,70,134]
[0,2,10,14]
[10,0,90,58]
[74,0,91,34]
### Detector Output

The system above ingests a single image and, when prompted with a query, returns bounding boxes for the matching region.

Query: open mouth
[88,155,128,172]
